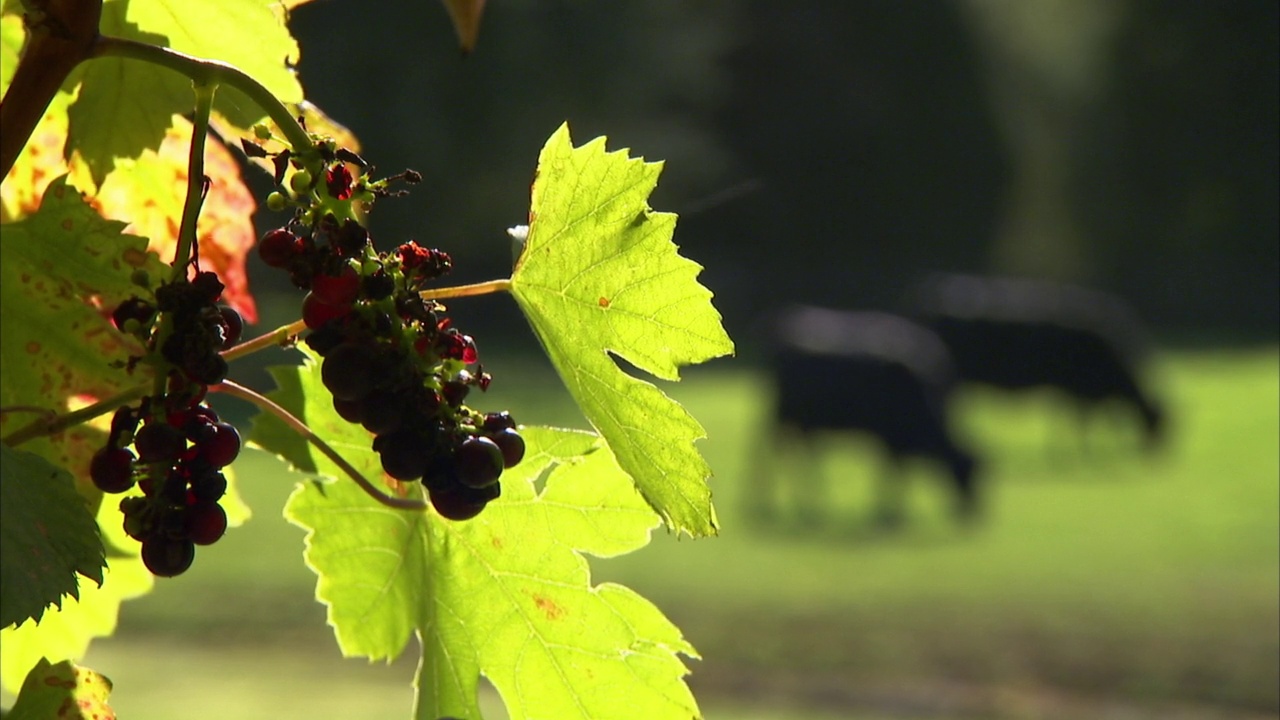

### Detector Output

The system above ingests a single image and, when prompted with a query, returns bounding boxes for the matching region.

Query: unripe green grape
[290,169,313,194]
[252,123,272,140]
[266,191,287,211]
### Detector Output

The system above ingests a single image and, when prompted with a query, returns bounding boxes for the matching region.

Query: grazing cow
[762,306,979,523]
[907,274,1165,448]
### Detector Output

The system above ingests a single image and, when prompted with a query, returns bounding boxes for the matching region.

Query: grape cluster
[257,217,525,520]
[96,273,244,577]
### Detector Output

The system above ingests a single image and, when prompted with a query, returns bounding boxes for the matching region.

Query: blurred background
[81,1,1278,718]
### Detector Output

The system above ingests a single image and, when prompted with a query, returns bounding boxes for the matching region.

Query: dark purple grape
[429,481,499,521]
[134,422,186,463]
[184,353,228,384]
[90,447,136,493]
[198,421,241,468]
[377,429,428,481]
[455,436,503,488]
[186,501,227,545]
[190,469,228,502]
[305,322,345,356]
[360,390,404,435]
[490,428,526,469]
[177,405,220,439]
[217,306,244,348]
[321,343,376,401]
[141,536,196,577]
[332,397,366,424]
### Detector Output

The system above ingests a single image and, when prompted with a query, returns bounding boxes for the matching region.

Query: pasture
[71,347,1278,719]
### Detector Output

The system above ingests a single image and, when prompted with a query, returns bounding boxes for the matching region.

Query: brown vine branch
[213,380,429,512]
[0,0,103,179]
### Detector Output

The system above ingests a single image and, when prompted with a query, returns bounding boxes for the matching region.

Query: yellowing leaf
[92,115,259,323]
[510,124,734,537]
[0,88,82,222]
[6,658,116,720]
[441,0,487,54]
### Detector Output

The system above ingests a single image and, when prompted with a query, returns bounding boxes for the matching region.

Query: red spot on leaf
[60,218,74,231]
[598,296,610,308]
[532,593,566,621]
[26,341,41,354]
[44,676,76,689]
[122,247,148,267]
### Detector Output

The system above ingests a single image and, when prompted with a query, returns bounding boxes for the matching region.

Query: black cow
[908,274,1165,448]
[760,306,979,524]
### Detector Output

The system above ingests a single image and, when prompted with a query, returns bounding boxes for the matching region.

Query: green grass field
[63,347,1279,719]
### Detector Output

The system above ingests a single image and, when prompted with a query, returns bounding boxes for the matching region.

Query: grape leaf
[0,11,22,93]
[63,3,190,187]
[2,100,262,322]
[251,350,701,720]
[440,0,487,54]
[509,124,734,538]
[66,0,307,185]
[124,0,305,128]
[0,175,163,471]
[0,446,104,629]
[0,176,160,691]
[5,658,115,720]
[0,495,154,693]
[0,175,161,401]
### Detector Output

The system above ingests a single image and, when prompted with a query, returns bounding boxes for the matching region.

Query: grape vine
[0,1,732,718]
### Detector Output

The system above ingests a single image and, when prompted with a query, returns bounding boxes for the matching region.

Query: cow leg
[792,431,826,526]
[871,455,907,529]
[744,420,785,524]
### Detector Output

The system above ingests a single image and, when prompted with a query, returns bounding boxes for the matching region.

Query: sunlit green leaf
[509,123,734,537]
[252,349,701,720]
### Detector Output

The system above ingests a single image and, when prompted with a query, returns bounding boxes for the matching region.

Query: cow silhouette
[756,306,980,526]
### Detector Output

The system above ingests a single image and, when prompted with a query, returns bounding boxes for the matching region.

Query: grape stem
[90,35,313,153]
[213,380,430,512]
[2,384,148,448]
[419,278,512,301]
[172,82,216,284]
[221,319,308,363]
